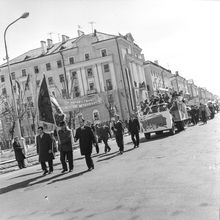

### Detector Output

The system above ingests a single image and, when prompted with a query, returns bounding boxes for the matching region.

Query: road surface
[0,115,220,220]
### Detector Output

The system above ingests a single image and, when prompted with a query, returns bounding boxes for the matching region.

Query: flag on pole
[38,75,65,125]
[38,75,54,124]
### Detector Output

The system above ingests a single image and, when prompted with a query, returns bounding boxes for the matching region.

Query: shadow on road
[97,147,136,163]
[47,170,89,185]
[0,173,66,195]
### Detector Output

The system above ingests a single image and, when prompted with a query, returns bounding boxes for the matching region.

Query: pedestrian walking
[58,121,74,173]
[99,123,112,153]
[128,113,140,148]
[13,137,26,169]
[36,126,54,175]
[111,115,124,154]
[74,119,96,171]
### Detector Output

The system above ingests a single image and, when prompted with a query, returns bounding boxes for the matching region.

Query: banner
[38,75,65,125]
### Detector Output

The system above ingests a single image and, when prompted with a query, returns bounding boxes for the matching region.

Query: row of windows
[1,53,109,83]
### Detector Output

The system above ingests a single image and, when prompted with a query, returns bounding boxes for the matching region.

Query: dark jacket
[58,128,73,151]
[99,125,111,140]
[13,141,25,161]
[36,132,54,162]
[74,126,96,155]
[128,118,140,134]
[112,120,124,137]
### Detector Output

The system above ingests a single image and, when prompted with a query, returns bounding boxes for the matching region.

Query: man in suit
[98,123,112,153]
[112,114,124,154]
[58,121,74,173]
[74,119,96,171]
[128,113,140,148]
[36,126,54,175]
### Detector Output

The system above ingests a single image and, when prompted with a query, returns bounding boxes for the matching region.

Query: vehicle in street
[139,97,189,139]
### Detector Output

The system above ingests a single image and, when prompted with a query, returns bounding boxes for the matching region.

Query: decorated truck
[139,98,189,139]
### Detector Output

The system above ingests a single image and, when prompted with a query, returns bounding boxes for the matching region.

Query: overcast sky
[0,0,219,96]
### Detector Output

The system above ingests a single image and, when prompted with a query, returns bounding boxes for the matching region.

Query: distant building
[143,60,172,96]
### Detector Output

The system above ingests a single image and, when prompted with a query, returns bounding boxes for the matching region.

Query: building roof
[0,31,118,68]
[144,60,171,73]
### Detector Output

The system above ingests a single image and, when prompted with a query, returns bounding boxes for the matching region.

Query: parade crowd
[12,90,219,176]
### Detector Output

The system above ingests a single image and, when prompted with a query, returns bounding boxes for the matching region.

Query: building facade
[143,60,173,96]
[0,31,147,140]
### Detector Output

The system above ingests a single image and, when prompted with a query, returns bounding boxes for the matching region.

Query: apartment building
[0,30,147,140]
[143,60,173,96]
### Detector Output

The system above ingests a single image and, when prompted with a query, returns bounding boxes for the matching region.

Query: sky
[0,0,220,96]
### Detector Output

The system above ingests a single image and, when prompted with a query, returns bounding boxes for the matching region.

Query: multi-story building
[143,60,172,97]
[0,30,147,140]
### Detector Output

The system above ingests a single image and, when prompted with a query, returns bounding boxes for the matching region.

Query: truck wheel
[176,121,185,131]
[169,124,175,135]
[144,133,151,139]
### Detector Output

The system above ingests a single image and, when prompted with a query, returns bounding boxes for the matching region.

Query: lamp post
[4,12,29,139]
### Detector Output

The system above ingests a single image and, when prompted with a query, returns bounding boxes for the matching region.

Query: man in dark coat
[58,121,74,173]
[36,126,54,175]
[128,113,140,148]
[13,137,26,169]
[99,123,112,153]
[111,115,124,154]
[74,119,96,171]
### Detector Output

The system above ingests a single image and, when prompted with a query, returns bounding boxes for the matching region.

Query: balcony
[87,88,97,95]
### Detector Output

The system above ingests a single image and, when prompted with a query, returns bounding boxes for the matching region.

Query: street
[0,115,220,220]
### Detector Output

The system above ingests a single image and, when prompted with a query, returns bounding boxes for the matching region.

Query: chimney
[77,30,84,37]
[47,39,53,48]
[154,60,159,65]
[61,35,69,42]
[40,41,47,54]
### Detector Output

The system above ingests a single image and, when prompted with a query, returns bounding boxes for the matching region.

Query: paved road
[1,115,220,220]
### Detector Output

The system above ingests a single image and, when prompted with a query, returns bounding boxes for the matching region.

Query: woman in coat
[13,137,26,169]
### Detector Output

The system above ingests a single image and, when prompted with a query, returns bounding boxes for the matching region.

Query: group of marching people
[12,112,141,176]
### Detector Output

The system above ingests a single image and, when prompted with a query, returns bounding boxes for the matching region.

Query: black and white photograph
[0,0,220,219]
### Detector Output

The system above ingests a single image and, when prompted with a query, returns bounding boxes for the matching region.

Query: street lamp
[3,12,29,139]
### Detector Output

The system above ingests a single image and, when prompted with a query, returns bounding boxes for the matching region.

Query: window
[106,79,113,90]
[36,80,40,87]
[87,68,93,77]
[74,86,80,97]
[27,110,31,119]
[69,57,75,64]
[2,88,6,95]
[57,60,62,68]
[48,77,53,85]
[22,69,27,77]
[34,66,39,74]
[11,72,15,80]
[46,63,51,71]
[1,75,5,83]
[93,110,100,120]
[89,82,94,90]
[59,74,65,83]
[101,49,107,57]
[104,64,110,73]
[27,97,32,102]
[62,89,67,98]
[85,53,90,61]
[13,86,16,93]
[72,71,77,79]
[108,94,113,104]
